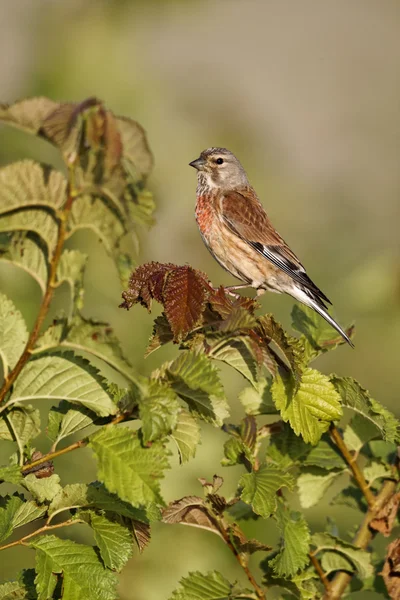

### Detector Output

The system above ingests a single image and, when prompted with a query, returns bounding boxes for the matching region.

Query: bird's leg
[222,284,250,299]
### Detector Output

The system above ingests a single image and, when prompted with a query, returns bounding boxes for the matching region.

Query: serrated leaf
[363,461,393,486]
[24,474,62,504]
[167,351,229,425]
[0,404,41,448]
[292,304,352,360]
[343,414,381,452]
[0,580,30,600]
[47,401,95,446]
[0,293,28,378]
[90,425,169,508]
[0,232,47,295]
[256,314,306,380]
[272,369,342,445]
[31,534,117,600]
[303,438,346,470]
[138,379,180,444]
[0,494,23,543]
[0,161,66,216]
[239,378,278,416]
[261,561,319,600]
[266,422,309,468]
[169,571,234,600]
[311,532,373,579]
[298,467,345,509]
[162,496,221,538]
[8,353,117,417]
[0,96,59,135]
[331,485,365,511]
[239,465,295,518]
[171,408,201,464]
[0,209,58,258]
[210,335,260,386]
[56,250,87,313]
[12,500,47,529]
[332,376,400,443]
[116,116,153,180]
[79,510,133,572]
[0,465,23,484]
[321,550,355,575]
[269,503,310,577]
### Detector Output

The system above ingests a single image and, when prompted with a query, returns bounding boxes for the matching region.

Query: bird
[189,147,353,347]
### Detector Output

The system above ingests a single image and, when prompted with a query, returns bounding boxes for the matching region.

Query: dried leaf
[370,492,400,537]
[162,496,222,538]
[381,538,400,599]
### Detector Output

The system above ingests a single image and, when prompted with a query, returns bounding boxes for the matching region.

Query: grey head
[189,147,249,191]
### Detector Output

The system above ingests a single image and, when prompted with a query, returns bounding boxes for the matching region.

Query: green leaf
[256,314,306,380]
[343,414,381,452]
[311,532,373,579]
[171,408,201,464]
[272,369,342,445]
[0,494,23,543]
[8,353,117,417]
[138,379,180,444]
[239,378,278,416]
[167,351,229,425]
[79,510,133,572]
[0,404,41,447]
[24,474,62,504]
[320,550,355,575]
[36,315,138,383]
[209,334,259,386]
[331,485,365,511]
[0,96,59,135]
[0,465,23,484]
[266,423,309,468]
[269,503,310,577]
[12,500,47,529]
[47,401,95,446]
[56,250,87,313]
[302,438,346,470]
[0,161,66,215]
[292,304,352,360]
[363,461,393,486]
[90,425,169,508]
[297,468,345,509]
[116,116,153,180]
[332,376,400,443]
[0,579,32,600]
[0,209,58,258]
[239,465,295,518]
[31,534,117,600]
[0,232,47,295]
[0,293,28,378]
[169,571,235,600]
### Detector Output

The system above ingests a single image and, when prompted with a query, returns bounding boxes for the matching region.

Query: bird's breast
[195,194,216,237]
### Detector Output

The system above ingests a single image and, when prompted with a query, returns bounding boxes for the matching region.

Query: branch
[212,514,266,600]
[0,518,84,552]
[323,478,397,600]
[309,552,330,592]
[329,424,375,507]
[21,412,127,474]
[0,182,76,404]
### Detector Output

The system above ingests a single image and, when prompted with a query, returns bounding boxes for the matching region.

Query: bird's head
[189,148,248,190]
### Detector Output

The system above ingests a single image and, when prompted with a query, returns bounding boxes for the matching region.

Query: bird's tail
[290,287,354,348]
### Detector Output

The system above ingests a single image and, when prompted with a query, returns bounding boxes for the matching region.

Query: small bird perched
[189,147,353,346]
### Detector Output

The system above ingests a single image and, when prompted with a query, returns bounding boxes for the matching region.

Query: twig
[0,185,75,404]
[212,515,266,600]
[329,424,375,507]
[309,552,330,592]
[21,412,128,474]
[0,518,83,552]
[323,478,397,600]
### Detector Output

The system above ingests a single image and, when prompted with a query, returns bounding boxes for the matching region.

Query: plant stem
[329,424,375,507]
[309,552,330,592]
[213,515,266,600]
[0,518,83,552]
[323,478,397,600]
[21,412,127,474]
[0,186,75,404]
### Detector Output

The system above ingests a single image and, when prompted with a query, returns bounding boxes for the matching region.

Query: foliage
[0,95,398,600]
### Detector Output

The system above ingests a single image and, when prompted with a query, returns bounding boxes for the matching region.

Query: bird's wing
[220,188,331,305]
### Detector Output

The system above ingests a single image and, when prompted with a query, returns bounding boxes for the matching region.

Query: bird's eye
[215,158,224,165]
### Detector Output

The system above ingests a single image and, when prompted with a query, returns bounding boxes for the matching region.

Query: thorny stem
[329,424,375,507]
[0,518,84,552]
[212,514,266,600]
[0,179,76,405]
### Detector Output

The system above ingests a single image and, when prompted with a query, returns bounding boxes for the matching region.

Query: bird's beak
[189,156,206,171]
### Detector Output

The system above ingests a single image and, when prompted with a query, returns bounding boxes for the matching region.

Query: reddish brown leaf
[381,538,400,599]
[23,451,54,479]
[162,496,222,539]
[131,519,150,553]
[229,523,271,555]
[370,492,400,537]
[120,262,176,310]
[163,266,210,342]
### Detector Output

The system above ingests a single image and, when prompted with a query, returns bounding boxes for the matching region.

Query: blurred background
[0,0,399,597]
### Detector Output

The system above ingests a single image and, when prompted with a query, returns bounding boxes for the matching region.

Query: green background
[0,1,399,597]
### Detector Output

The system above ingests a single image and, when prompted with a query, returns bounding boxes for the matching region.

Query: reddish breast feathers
[195,194,216,237]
